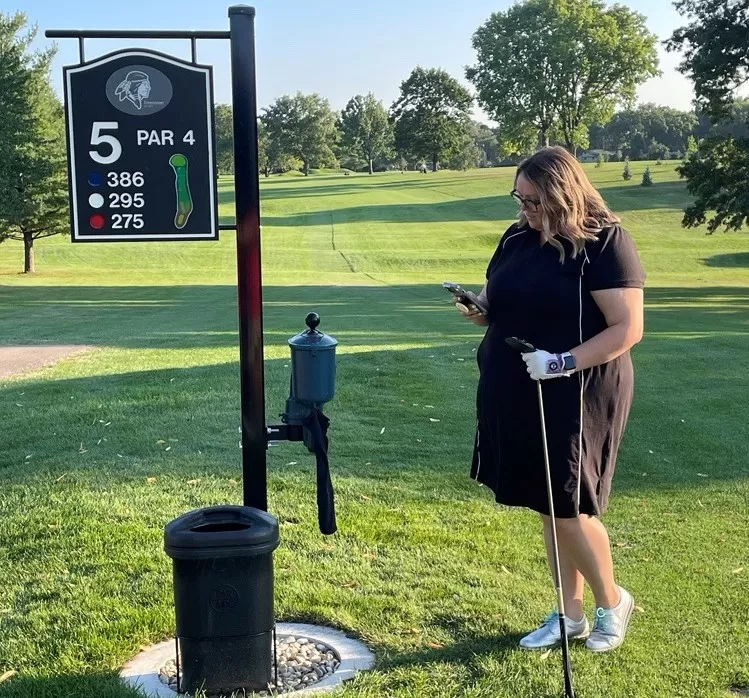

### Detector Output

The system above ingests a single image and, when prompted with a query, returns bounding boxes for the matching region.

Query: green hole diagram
[169,153,193,229]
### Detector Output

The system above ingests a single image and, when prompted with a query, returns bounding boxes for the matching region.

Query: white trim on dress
[576,249,590,512]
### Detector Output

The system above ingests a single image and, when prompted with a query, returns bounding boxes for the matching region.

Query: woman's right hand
[454,283,489,326]
[455,299,490,326]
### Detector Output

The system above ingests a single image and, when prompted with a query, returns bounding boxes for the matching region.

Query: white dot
[89,193,104,208]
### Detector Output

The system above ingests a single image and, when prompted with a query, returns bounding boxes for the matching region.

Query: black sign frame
[63,48,219,243]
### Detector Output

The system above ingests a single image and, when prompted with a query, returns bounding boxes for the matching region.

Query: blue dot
[88,172,103,187]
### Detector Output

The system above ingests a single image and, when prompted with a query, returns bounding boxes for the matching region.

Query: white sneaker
[585,586,635,652]
[519,610,590,650]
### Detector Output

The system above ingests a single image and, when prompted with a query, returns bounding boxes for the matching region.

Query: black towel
[302,409,337,535]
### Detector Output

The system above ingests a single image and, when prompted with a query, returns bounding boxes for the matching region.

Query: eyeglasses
[510,189,541,213]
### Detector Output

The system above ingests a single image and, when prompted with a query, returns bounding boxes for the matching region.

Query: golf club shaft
[536,381,576,698]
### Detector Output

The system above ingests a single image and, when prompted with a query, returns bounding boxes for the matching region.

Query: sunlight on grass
[0,165,748,698]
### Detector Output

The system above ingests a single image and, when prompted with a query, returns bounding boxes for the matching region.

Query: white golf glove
[522,350,575,380]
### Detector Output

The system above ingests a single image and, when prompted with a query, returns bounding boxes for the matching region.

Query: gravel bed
[159,635,341,695]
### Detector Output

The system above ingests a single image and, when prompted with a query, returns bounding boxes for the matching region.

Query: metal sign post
[228,6,267,512]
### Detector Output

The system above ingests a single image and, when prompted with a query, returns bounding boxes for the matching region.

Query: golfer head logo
[114,71,152,110]
[105,63,172,115]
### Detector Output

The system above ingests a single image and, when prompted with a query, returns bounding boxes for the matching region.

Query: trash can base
[178,632,273,695]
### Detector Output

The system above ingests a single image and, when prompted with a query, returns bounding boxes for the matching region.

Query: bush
[596,152,605,168]
[623,159,633,180]
[642,166,653,186]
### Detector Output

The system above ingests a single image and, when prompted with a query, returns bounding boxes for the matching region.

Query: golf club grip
[505,336,536,353]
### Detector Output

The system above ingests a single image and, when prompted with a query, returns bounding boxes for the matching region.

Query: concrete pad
[121,623,375,697]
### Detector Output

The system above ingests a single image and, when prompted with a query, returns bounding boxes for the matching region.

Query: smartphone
[442,281,489,315]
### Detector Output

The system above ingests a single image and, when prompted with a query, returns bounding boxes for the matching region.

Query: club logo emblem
[114,70,152,109]
[106,64,173,116]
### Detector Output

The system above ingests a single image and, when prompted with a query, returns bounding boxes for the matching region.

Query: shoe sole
[519,629,590,651]
[586,593,635,653]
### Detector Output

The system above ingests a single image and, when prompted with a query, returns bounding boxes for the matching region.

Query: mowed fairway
[0,163,748,698]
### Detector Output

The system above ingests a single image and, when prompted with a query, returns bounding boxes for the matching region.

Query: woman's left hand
[522,350,572,380]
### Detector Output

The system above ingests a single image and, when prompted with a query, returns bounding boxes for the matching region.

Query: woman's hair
[515,146,620,261]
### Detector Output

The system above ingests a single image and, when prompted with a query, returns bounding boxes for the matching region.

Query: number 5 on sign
[90,122,122,164]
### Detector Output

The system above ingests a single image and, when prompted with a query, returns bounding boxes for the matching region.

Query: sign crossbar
[46,30,230,40]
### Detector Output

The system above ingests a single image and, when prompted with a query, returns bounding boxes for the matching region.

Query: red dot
[90,214,106,229]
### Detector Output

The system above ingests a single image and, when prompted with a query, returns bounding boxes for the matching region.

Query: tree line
[215,69,487,178]
[215,95,749,177]
[1,0,748,273]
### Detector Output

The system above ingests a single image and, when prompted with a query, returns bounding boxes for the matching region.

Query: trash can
[164,505,280,695]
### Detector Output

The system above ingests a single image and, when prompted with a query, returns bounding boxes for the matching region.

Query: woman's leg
[550,514,620,608]
[541,515,585,620]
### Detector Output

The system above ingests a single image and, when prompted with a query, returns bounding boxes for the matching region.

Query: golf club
[505,336,576,698]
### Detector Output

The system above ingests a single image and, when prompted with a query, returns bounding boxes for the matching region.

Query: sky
[18,0,696,121]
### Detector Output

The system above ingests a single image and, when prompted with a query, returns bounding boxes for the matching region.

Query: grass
[0,162,748,698]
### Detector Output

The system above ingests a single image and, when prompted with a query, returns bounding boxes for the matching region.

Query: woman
[458,146,645,652]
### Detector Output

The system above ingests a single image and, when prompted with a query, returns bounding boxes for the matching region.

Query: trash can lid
[164,505,280,560]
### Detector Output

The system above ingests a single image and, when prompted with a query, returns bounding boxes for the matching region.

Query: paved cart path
[0,345,93,378]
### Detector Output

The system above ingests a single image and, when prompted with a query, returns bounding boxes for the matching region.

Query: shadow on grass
[1,283,747,492]
[704,252,749,268]
[1,336,747,495]
[2,284,746,351]
[378,630,527,672]
[0,284,461,349]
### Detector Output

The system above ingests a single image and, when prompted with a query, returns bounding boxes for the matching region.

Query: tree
[636,104,698,153]
[553,1,660,152]
[596,152,605,168]
[668,0,749,232]
[600,105,697,159]
[339,93,394,175]
[467,1,559,148]
[214,104,234,175]
[630,132,648,160]
[447,130,482,170]
[472,121,500,166]
[257,119,269,177]
[694,100,749,141]
[641,166,653,187]
[257,119,300,176]
[623,158,633,180]
[494,123,539,161]
[685,135,698,158]
[667,0,749,123]
[390,67,474,172]
[0,13,67,274]
[467,0,660,153]
[261,93,338,176]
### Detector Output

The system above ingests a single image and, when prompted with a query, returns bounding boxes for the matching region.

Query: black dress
[470,223,646,518]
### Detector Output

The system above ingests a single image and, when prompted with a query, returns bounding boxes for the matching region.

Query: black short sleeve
[486,224,521,280]
[584,225,646,291]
